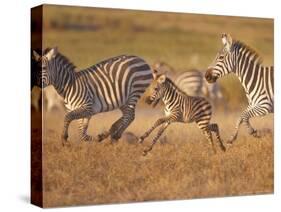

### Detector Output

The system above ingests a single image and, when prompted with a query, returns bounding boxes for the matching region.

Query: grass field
[39,109,273,207]
[31,5,274,207]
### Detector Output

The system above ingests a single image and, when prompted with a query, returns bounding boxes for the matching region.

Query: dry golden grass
[32,5,274,207]
[41,108,273,207]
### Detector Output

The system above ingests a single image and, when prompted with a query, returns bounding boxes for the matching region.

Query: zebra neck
[51,62,76,98]
[162,81,183,106]
[234,58,262,101]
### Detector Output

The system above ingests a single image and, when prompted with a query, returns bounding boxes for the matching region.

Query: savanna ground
[32,4,274,207]
[39,108,273,207]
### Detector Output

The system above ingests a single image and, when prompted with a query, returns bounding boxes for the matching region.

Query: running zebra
[32,47,153,144]
[138,70,226,155]
[175,69,227,111]
[154,61,227,110]
[205,33,274,143]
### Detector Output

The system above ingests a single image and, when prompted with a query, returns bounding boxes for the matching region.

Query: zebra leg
[195,119,216,153]
[208,123,226,152]
[228,105,269,144]
[143,122,170,156]
[227,116,242,144]
[202,129,217,154]
[96,105,135,142]
[78,117,94,142]
[110,106,135,141]
[138,117,169,143]
[62,107,93,145]
[245,105,271,137]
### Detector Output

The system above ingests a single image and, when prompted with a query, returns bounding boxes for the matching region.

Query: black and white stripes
[174,69,226,111]
[32,47,153,144]
[139,71,226,155]
[205,33,274,143]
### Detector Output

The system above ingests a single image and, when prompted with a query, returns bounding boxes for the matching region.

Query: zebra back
[174,69,204,96]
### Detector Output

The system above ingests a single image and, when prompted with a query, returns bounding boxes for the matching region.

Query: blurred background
[35,4,274,111]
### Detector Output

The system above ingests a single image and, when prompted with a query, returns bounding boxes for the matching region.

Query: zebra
[138,70,226,155]
[175,69,227,111]
[175,69,204,96]
[153,61,227,110]
[152,61,175,75]
[32,47,153,145]
[205,33,274,144]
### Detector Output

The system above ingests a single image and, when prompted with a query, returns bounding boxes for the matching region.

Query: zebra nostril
[205,68,213,82]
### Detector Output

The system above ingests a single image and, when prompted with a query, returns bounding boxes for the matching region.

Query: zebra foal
[32,47,153,145]
[205,33,274,144]
[139,70,226,155]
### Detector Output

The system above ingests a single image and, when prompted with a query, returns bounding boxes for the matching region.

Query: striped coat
[205,33,274,143]
[32,47,153,144]
[139,71,226,155]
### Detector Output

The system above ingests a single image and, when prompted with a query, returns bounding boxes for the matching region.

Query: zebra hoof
[221,145,226,152]
[143,147,152,156]
[61,139,71,147]
[142,150,148,156]
[61,134,69,146]
[111,133,121,141]
[138,137,144,144]
[251,130,261,138]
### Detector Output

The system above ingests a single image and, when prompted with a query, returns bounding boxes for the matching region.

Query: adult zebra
[205,33,274,143]
[139,70,226,155]
[174,69,204,96]
[32,47,153,144]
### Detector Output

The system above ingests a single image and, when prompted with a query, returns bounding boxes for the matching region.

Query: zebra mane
[232,40,263,64]
[165,77,190,97]
[44,48,77,71]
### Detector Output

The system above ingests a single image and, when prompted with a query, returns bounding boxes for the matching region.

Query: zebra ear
[222,33,232,51]
[32,50,40,61]
[157,74,166,84]
[45,47,58,60]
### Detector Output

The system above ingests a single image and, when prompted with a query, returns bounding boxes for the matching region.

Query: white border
[0,0,280,211]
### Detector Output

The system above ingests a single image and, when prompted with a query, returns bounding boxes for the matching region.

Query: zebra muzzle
[205,69,217,83]
[145,96,160,107]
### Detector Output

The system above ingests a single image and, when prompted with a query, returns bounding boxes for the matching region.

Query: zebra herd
[32,33,274,154]
[153,62,227,112]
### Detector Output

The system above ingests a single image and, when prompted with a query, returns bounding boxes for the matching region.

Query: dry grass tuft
[41,109,273,207]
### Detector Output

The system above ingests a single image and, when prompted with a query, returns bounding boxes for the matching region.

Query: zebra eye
[218,55,224,60]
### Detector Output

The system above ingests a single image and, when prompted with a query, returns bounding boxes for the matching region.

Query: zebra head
[205,33,235,83]
[32,47,58,88]
[146,70,166,107]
